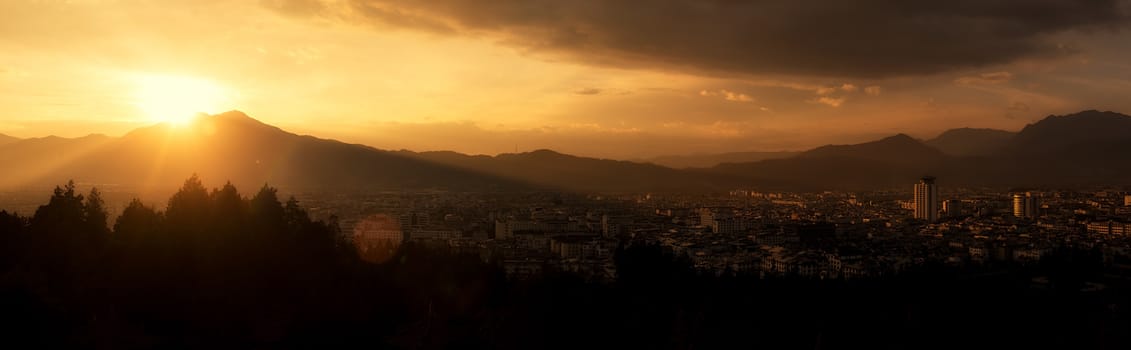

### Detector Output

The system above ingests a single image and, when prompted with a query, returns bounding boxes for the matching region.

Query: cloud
[816,86,838,95]
[954,71,1015,85]
[261,0,329,17]
[700,89,753,102]
[840,84,859,93]
[573,87,602,95]
[278,0,1131,78]
[811,96,846,107]
[864,86,882,96]
[1005,101,1032,119]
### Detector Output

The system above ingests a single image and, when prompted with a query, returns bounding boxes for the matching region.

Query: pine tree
[84,187,110,237]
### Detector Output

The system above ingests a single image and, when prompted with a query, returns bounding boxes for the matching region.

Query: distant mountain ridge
[713,109,1131,189]
[798,134,946,166]
[636,151,799,169]
[0,133,19,146]
[925,128,1015,156]
[0,112,525,192]
[0,112,746,193]
[2,110,1130,192]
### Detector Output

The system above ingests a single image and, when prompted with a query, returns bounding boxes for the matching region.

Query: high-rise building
[914,176,938,222]
[1012,192,1040,219]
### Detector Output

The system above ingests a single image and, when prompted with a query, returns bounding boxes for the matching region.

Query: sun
[132,75,230,126]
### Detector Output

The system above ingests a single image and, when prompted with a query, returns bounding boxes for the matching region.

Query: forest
[0,176,1128,349]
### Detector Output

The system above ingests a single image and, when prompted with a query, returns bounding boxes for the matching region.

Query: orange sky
[2,0,1131,158]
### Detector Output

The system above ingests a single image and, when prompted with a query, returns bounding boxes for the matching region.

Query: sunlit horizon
[2,0,1131,159]
[132,74,232,127]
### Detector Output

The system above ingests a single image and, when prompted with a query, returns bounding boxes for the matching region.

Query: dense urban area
[288,178,1131,285]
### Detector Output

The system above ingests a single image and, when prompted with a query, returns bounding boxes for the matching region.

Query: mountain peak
[1011,109,1131,155]
[203,110,266,126]
[799,132,943,164]
[878,133,917,143]
[1061,109,1126,119]
[527,149,563,156]
[211,110,252,120]
[1029,110,1130,127]
[925,128,1015,156]
[197,110,288,136]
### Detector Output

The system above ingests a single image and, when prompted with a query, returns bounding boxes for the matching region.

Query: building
[601,214,634,238]
[697,208,741,234]
[1125,195,1131,207]
[1087,220,1129,236]
[1012,192,1040,219]
[913,176,938,222]
[942,199,964,217]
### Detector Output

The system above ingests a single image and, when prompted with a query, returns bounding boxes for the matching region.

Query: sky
[2,0,1131,159]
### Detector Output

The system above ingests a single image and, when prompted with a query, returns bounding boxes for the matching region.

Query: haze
[3,0,1131,158]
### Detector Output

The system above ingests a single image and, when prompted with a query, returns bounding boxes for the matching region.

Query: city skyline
[4,1,1131,347]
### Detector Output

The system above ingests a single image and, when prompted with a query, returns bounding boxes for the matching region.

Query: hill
[3,110,1131,192]
[0,133,18,147]
[797,134,946,165]
[0,111,741,193]
[710,134,950,190]
[708,111,1131,189]
[925,128,1015,156]
[406,149,742,192]
[635,151,799,169]
[0,112,522,192]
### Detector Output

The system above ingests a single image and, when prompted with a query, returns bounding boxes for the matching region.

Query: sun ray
[132,74,230,126]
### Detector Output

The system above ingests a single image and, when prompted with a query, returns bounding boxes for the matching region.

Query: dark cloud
[955,71,1015,85]
[276,0,1131,78]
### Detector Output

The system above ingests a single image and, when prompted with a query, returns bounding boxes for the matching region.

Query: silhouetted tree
[112,199,162,244]
[283,196,310,229]
[83,187,109,237]
[29,180,86,238]
[0,210,25,236]
[0,210,27,268]
[249,184,285,234]
[165,174,211,234]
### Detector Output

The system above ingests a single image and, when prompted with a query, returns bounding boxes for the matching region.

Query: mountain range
[635,151,799,169]
[2,110,1131,193]
[0,133,20,147]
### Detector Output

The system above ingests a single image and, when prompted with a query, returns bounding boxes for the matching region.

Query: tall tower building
[1012,192,1040,219]
[914,176,938,222]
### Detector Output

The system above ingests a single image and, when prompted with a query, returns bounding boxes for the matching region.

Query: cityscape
[329,179,1131,282]
[5,0,1131,348]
